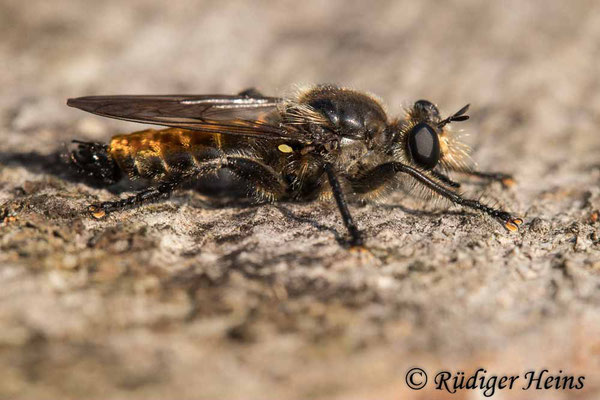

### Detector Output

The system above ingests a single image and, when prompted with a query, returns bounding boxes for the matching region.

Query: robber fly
[68,84,522,247]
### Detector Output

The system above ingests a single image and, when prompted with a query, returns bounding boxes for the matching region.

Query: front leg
[324,162,364,247]
[433,168,514,188]
[394,163,522,230]
[431,170,461,188]
[350,162,523,231]
[461,169,515,187]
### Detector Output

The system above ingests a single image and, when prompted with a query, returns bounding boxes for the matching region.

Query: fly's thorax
[335,137,380,176]
[292,85,388,141]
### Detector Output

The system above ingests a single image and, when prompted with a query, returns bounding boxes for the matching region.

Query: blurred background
[1,0,599,399]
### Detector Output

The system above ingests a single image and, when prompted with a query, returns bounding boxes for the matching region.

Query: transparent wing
[67,94,309,143]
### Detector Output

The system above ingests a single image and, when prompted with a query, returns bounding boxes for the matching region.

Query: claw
[349,245,371,254]
[1,216,18,225]
[501,177,516,188]
[504,217,523,232]
[88,205,106,219]
[349,244,379,264]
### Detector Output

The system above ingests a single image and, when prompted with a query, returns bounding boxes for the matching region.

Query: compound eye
[407,123,440,169]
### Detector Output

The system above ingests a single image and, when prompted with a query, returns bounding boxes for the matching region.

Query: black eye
[407,123,440,169]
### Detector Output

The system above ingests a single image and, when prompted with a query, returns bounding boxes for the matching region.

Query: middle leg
[324,162,364,247]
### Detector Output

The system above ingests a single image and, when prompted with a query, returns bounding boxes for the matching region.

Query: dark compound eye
[407,122,440,169]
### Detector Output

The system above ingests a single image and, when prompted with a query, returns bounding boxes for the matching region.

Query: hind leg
[87,155,287,218]
[70,140,179,218]
[87,180,180,219]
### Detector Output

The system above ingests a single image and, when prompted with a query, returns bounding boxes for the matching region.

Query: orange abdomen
[108,128,246,179]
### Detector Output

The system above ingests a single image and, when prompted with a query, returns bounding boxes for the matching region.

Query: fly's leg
[350,162,523,231]
[88,180,180,219]
[227,157,367,248]
[221,156,287,201]
[350,164,460,194]
[431,170,461,188]
[461,170,515,187]
[391,163,522,230]
[324,162,364,247]
[87,156,287,218]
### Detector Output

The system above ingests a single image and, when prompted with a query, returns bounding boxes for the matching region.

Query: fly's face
[392,100,472,172]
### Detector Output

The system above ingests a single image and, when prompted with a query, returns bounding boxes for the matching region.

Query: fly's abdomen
[108,128,244,180]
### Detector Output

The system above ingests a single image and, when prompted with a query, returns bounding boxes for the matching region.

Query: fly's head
[390,100,472,172]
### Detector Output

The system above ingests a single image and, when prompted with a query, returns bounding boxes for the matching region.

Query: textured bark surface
[1,1,600,399]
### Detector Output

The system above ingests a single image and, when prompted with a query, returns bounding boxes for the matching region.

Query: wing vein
[67,94,310,143]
